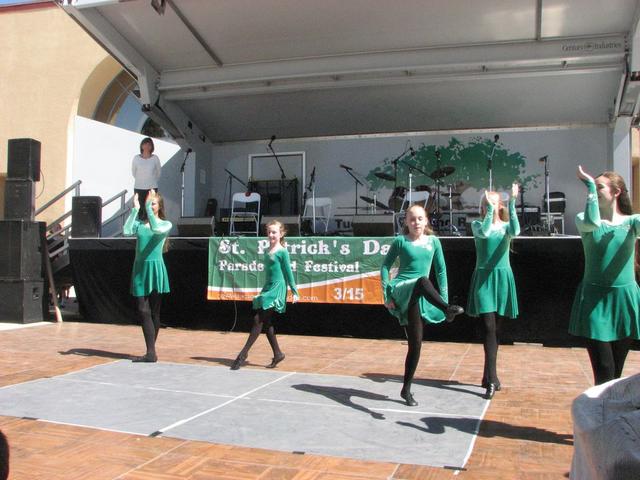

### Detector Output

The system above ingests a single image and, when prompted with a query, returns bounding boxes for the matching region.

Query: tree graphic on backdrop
[366,137,539,197]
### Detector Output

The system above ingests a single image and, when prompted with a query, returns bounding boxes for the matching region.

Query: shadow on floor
[361,372,486,398]
[58,348,133,360]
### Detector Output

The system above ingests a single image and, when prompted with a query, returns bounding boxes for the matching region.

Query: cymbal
[374,172,396,182]
[441,192,461,197]
[360,196,390,210]
[429,166,455,180]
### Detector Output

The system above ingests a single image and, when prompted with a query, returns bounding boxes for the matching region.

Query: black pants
[586,338,633,385]
[136,292,162,357]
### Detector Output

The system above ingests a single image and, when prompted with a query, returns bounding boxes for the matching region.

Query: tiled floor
[0,321,637,479]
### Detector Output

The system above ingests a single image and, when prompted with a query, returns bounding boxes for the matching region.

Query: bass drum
[388,186,407,211]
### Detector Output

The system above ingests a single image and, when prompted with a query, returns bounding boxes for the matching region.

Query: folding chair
[301,197,333,234]
[229,192,261,236]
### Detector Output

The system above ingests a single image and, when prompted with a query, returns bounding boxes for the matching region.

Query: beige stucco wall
[0,2,121,223]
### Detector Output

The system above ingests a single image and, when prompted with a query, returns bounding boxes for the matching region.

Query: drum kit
[360,155,460,234]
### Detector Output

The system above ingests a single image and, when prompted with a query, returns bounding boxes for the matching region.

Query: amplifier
[261,215,300,236]
[177,216,215,237]
[352,214,395,236]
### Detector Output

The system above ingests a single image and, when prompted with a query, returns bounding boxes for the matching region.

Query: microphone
[409,147,416,157]
[494,134,499,142]
[187,148,192,153]
[268,135,276,148]
[539,155,548,162]
[340,164,353,170]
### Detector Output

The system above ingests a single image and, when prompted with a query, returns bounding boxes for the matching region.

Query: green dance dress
[253,247,299,313]
[380,235,448,326]
[569,179,640,341]
[124,203,172,297]
[467,199,520,318]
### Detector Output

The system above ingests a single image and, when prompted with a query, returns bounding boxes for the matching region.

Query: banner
[207,237,395,304]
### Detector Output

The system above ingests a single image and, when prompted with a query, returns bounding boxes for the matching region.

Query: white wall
[208,126,612,235]
[71,116,187,232]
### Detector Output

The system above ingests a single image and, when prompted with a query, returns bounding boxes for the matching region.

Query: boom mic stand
[540,155,552,232]
[340,164,364,214]
[305,167,317,233]
[487,134,499,191]
[224,168,248,209]
[179,148,192,217]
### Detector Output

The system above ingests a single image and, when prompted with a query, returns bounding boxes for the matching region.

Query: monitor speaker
[7,138,41,181]
[0,220,44,279]
[71,196,102,238]
[261,216,300,236]
[177,216,215,237]
[4,179,35,220]
[0,279,44,323]
[352,214,395,236]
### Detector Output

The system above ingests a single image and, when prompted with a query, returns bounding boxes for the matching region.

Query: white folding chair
[393,190,431,234]
[301,197,333,234]
[230,192,261,236]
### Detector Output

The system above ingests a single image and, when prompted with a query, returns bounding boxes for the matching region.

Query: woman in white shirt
[132,137,161,220]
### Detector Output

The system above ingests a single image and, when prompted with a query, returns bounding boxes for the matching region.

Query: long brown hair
[149,192,169,253]
[265,220,287,246]
[480,191,509,222]
[402,204,433,235]
[597,171,637,278]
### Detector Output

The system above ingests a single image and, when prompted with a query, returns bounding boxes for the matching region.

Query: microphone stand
[341,166,364,214]
[400,159,429,204]
[179,149,192,217]
[541,156,552,232]
[487,135,499,191]
[224,168,247,209]
[268,144,287,180]
[390,146,411,193]
[306,167,317,233]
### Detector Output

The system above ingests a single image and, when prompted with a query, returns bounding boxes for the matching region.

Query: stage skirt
[253,280,289,313]
[385,277,445,326]
[131,259,170,297]
[569,281,640,342]
[466,267,518,319]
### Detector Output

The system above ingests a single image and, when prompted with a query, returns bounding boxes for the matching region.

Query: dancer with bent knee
[570,166,640,385]
[231,220,299,370]
[381,205,463,406]
[124,189,172,362]
[467,184,520,400]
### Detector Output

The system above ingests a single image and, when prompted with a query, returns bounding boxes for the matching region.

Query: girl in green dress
[570,166,640,385]
[467,184,520,399]
[381,205,463,406]
[231,220,299,370]
[123,189,172,363]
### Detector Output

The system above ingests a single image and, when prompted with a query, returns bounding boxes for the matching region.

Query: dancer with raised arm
[467,184,520,399]
[124,189,172,362]
[381,204,463,406]
[570,166,640,385]
[231,220,299,370]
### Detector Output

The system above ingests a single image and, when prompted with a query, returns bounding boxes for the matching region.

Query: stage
[69,235,584,345]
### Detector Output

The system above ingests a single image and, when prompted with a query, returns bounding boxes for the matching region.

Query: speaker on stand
[71,196,102,237]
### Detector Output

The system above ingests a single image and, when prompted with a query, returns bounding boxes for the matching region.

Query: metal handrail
[35,180,81,216]
[101,189,128,237]
[102,189,127,208]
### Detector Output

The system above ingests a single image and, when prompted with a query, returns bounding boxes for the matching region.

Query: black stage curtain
[69,237,585,345]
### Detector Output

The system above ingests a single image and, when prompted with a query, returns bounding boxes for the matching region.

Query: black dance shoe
[484,383,497,400]
[481,379,501,391]
[132,354,157,363]
[230,354,247,370]
[445,305,464,323]
[400,390,418,407]
[266,353,285,369]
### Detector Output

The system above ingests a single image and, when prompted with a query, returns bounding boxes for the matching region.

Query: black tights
[480,313,503,387]
[402,277,451,394]
[237,309,282,359]
[586,338,633,385]
[137,292,162,358]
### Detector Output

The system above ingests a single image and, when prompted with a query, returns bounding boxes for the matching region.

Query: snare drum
[388,186,407,211]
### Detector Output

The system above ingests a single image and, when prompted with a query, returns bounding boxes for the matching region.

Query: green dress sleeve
[123,208,139,236]
[432,237,448,303]
[279,249,299,296]
[146,202,172,234]
[507,198,520,237]
[576,179,600,233]
[472,203,494,238]
[380,237,401,304]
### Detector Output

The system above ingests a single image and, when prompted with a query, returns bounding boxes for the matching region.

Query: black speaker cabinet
[0,279,44,323]
[71,196,102,238]
[352,214,395,236]
[7,138,41,181]
[261,215,300,236]
[0,220,44,279]
[177,216,215,237]
[249,179,299,215]
[4,178,35,220]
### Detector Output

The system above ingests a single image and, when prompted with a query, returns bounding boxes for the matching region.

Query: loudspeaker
[516,206,541,226]
[177,216,215,237]
[261,216,300,236]
[4,178,35,220]
[204,198,218,217]
[71,196,102,237]
[0,220,44,279]
[352,214,395,236]
[7,138,41,181]
[249,179,299,215]
[0,279,44,323]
